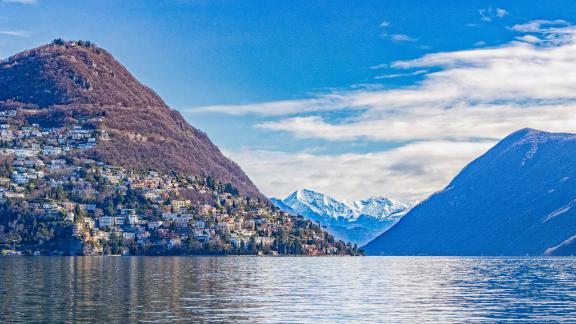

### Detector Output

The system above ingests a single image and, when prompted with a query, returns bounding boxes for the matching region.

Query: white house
[99,216,115,228]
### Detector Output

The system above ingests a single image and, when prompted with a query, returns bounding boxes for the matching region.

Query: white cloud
[186,96,348,116]
[259,35,576,140]
[390,34,418,42]
[194,21,576,121]
[227,141,494,201]
[509,20,575,46]
[189,20,576,201]
[1,0,37,4]
[369,63,388,69]
[511,19,568,33]
[515,35,540,43]
[374,69,427,79]
[0,30,29,37]
[378,20,417,43]
[496,8,508,17]
[479,7,508,22]
[257,103,576,142]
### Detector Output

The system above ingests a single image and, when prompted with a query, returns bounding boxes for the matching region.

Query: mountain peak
[0,39,166,108]
[514,127,541,134]
[502,128,574,145]
[0,41,264,198]
[494,128,545,147]
[364,128,576,255]
[275,189,413,245]
[284,189,410,221]
[291,189,320,201]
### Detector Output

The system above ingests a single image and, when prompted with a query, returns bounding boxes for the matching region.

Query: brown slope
[0,40,264,198]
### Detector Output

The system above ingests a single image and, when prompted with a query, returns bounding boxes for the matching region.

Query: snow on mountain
[272,189,413,245]
[269,198,296,215]
[352,197,411,220]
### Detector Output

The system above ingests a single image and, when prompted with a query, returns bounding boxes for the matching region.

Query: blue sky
[2,0,576,201]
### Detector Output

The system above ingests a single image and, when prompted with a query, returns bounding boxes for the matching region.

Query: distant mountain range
[272,189,413,245]
[364,128,576,256]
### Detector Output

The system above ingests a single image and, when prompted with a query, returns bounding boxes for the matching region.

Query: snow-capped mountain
[272,189,413,245]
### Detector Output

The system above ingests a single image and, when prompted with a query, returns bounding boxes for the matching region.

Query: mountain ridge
[273,189,412,245]
[363,128,576,256]
[0,40,264,198]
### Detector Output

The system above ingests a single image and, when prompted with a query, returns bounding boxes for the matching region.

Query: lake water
[1,257,576,323]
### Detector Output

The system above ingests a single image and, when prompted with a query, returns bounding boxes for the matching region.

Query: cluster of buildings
[0,120,109,191]
[0,114,350,256]
[66,179,306,256]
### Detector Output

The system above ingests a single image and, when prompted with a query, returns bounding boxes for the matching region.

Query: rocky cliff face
[0,40,263,198]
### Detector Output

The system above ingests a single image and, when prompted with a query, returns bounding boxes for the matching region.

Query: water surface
[1,257,576,322]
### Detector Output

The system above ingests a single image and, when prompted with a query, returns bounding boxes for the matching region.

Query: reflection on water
[1,257,576,322]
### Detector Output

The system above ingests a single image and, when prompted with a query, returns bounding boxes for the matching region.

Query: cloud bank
[191,20,576,201]
[479,7,508,22]
[1,0,37,4]
[227,141,494,202]
[0,30,29,37]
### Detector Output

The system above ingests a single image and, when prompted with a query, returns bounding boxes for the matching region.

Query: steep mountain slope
[273,189,412,245]
[0,40,262,198]
[0,40,358,256]
[364,128,576,256]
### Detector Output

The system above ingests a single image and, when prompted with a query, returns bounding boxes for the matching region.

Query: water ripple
[1,257,576,322]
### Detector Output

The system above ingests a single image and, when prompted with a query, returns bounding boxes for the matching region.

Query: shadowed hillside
[364,128,576,256]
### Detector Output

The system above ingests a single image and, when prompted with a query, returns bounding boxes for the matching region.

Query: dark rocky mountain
[0,40,263,198]
[364,128,576,256]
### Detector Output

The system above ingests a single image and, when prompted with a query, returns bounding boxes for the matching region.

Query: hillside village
[0,110,358,256]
